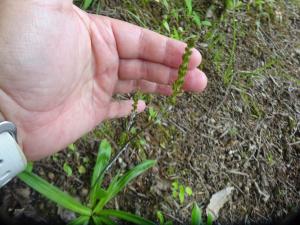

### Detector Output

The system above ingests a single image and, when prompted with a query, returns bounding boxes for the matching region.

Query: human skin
[0,0,207,161]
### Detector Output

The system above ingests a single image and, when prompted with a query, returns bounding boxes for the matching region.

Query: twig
[188,163,210,196]
[254,181,270,202]
[168,118,188,133]
[288,140,300,146]
[227,170,249,177]
[222,172,245,196]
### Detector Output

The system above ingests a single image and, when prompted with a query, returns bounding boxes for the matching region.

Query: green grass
[19,140,156,225]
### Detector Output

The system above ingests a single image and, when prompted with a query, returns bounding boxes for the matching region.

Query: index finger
[109,18,202,69]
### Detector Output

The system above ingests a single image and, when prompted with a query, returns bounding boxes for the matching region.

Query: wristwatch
[0,121,27,187]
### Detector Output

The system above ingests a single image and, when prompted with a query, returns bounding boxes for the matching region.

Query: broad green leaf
[156,211,164,224]
[94,160,156,212]
[93,216,117,225]
[179,185,185,204]
[97,210,156,225]
[63,162,73,177]
[83,0,93,10]
[90,139,111,206]
[91,139,112,186]
[191,203,202,225]
[18,171,91,216]
[68,216,90,225]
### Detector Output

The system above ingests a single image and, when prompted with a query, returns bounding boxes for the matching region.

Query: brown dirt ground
[0,1,299,225]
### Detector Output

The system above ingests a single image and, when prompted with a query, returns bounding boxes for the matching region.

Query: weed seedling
[191,203,214,225]
[63,162,73,177]
[172,180,193,204]
[156,210,173,225]
[18,139,156,225]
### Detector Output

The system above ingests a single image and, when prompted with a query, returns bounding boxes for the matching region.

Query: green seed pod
[169,36,198,105]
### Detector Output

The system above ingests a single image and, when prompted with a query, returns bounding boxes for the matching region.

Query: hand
[0,1,207,161]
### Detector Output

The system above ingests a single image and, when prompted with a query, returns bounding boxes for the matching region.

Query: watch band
[0,121,27,187]
[0,121,17,141]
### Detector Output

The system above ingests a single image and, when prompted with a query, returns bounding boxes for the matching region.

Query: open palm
[0,1,207,161]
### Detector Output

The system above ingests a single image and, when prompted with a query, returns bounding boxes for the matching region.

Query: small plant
[156,203,213,225]
[148,107,160,123]
[68,143,76,152]
[171,180,193,204]
[191,203,214,225]
[185,0,193,16]
[191,203,202,225]
[267,152,275,166]
[248,0,275,12]
[184,0,212,28]
[225,0,242,10]
[63,162,73,177]
[156,210,173,225]
[18,139,156,225]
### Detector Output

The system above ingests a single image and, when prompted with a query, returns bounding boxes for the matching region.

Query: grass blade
[90,139,112,206]
[207,213,214,225]
[68,216,90,225]
[97,210,156,225]
[191,203,202,225]
[156,210,164,224]
[184,0,193,15]
[18,171,91,216]
[82,0,93,10]
[94,160,156,212]
[91,139,112,186]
